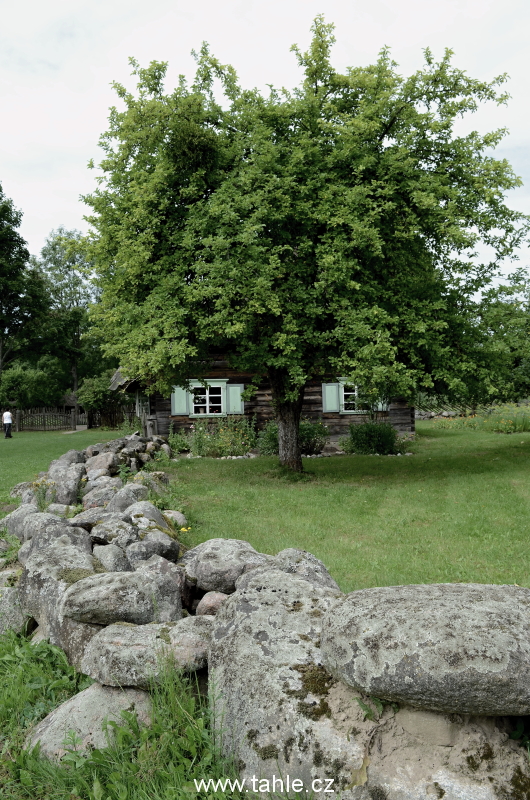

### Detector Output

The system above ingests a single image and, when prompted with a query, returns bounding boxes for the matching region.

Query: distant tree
[0,183,49,378]
[0,361,64,409]
[86,18,529,471]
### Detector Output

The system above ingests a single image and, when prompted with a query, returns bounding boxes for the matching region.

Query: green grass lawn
[0,430,119,511]
[172,422,530,592]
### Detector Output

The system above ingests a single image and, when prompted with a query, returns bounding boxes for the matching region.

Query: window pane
[343,389,357,411]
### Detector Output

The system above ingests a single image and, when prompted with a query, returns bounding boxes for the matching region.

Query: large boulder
[26,683,151,761]
[48,462,86,505]
[18,535,104,667]
[126,531,180,566]
[81,475,122,497]
[81,616,213,688]
[50,449,85,467]
[82,485,118,510]
[2,503,38,541]
[235,548,339,592]
[196,591,228,616]
[179,538,270,593]
[22,512,63,542]
[59,568,182,625]
[321,583,530,716]
[125,501,170,532]
[0,587,26,634]
[90,518,140,549]
[106,483,149,513]
[93,544,132,572]
[25,525,93,561]
[162,509,188,528]
[46,503,78,517]
[85,452,119,478]
[67,509,131,532]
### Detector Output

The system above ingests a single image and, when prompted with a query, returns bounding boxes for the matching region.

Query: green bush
[342,422,399,455]
[432,404,530,434]
[169,416,257,457]
[257,419,329,455]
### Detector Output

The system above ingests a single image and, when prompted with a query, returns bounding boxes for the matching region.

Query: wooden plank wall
[151,369,415,436]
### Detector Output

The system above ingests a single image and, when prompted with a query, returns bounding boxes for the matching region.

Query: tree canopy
[85,17,529,469]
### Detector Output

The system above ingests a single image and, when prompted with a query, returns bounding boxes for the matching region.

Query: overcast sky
[1,0,529,263]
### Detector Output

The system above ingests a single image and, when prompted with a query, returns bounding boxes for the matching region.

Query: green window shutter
[171,387,189,415]
[322,383,340,413]
[227,384,244,414]
[376,400,386,412]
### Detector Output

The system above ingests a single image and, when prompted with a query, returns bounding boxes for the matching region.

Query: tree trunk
[270,375,305,472]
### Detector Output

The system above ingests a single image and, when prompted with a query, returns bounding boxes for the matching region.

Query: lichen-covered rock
[46,503,78,517]
[47,462,86,505]
[106,483,149,513]
[67,509,131,532]
[125,501,170,532]
[50,449,85,467]
[93,544,132,572]
[82,485,118,510]
[0,568,22,588]
[196,591,228,616]
[179,538,270,593]
[18,535,103,667]
[162,509,188,528]
[90,518,140,549]
[0,587,26,633]
[25,525,93,561]
[2,503,38,541]
[209,568,352,791]
[321,583,530,716]
[21,512,63,542]
[235,548,338,592]
[10,482,35,499]
[26,683,151,761]
[126,531,180,566]
[84,452,118,476]
[81,476,122,497]
[59,568,182,625]
[81,616,213,688]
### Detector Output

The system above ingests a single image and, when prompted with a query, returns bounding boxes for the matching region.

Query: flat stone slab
[26,683,151,760]
[321,583,530,716]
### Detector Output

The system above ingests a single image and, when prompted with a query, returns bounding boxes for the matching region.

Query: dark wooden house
[112,363,414,438]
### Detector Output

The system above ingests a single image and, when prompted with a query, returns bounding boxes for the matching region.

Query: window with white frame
[321,380,386,414]
[171,379,245,417]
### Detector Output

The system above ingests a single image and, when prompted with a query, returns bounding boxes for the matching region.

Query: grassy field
[0,430,120,511]
[173,422,530,592]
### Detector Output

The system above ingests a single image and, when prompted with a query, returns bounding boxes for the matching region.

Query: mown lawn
[0,430,119,511]
[172,422,530,592]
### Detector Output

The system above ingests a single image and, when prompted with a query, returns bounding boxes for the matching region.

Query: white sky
[1,0,529,263]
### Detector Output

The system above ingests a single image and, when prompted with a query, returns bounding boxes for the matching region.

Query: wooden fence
[12,407,133,432]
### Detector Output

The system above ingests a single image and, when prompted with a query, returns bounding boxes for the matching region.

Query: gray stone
[321,583,530,716]
[18,535,103,667]
[25,525,93,561]
[196,591,228,616]
[105,483,149,513]
[85,452,118,476]
[17,540,31,566]
[160,443,171,458]
[10,481,35,499]
[90,519,140,549]
[3,504,38,541]
[126,531,180,566]
[59,569,182,625]
[67,509,131,532]
[134,555,185,613]
[26,683,151,761]
[209,568,350,792]
[179,538,270,593]
[48,462,86,505]
[51,449,85,467]
[235,548,339,592]
[22,512,63,542]
[86,468,109,482]
[46,503,77,517]
[126,501,169,531]
[81,476,122,497]
[93,544,132,573]
[162,509,188,528]
[82,485,119,510]
[0,568,21,587]
[81,616,213,688]
[0,587,26,633]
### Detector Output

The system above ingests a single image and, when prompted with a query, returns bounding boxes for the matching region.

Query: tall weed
[257,419,328,455]
[432,404,530,434]
[169,417,257,457]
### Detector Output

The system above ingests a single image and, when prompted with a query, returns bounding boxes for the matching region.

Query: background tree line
[0,185,117,411]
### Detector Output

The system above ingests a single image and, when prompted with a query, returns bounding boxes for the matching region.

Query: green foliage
[257,419,329,455]
[2,650,240,800]
[86,18,528,423]
[169,417,257,457]
[0,530,21,566]
[342,422,400,455]
[0,361,65,409]
[77,370,126,412]
[432,403,530,433]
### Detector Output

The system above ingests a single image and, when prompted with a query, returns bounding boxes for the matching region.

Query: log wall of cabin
[150,367,415,436]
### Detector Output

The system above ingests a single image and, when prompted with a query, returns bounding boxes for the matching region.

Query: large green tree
[0,183,48,378]
[86,18,529,470]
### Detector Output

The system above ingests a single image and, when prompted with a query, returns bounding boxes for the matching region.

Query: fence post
[71,409,77,431]
[15,410,21,432]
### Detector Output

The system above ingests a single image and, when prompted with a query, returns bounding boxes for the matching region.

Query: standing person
[2,409,13,438]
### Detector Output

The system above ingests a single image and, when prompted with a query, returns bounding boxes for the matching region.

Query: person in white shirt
[2,410,13,438]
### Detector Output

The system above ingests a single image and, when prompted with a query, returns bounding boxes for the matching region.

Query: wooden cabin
[112,364,414,438]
